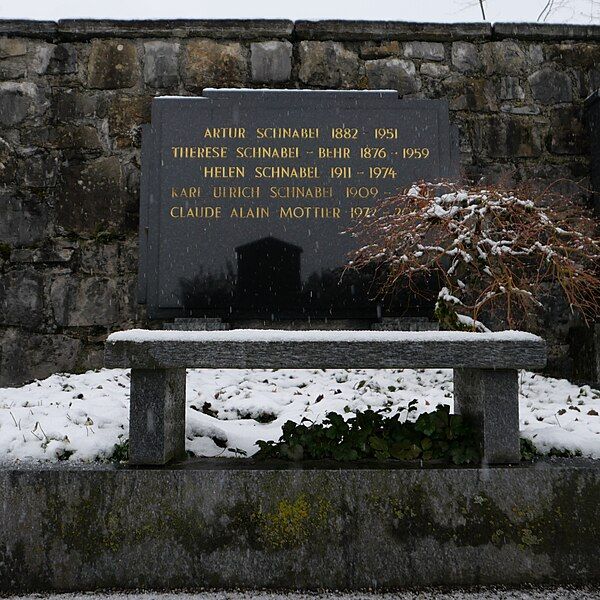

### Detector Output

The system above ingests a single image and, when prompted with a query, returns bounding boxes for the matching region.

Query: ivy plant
[255,403,480,465]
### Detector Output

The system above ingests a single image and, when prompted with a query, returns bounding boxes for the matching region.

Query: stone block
[483,115,542,158]
[129,368,187,465]
[0,328,82,387]
[528,44,544,65]
[29,42,54,74]
[454,368,520,464]
[0,39,53,78]
[482,40,526,75]
[119,237,139,273]
[182,39,247,92]
[10,244,75,264]
[0,37,27,59]
[0,194,52,245]
[420,62,450,78]
[546,42,600,69]
[78,241,119,274]
[76,344,104,374]
[499,76,524,100]
[500,104,540,115]
[359,40,401,59]
[298,41,358,87]
[0,57,26,79]
[56,156,130,234]
[568,324,600,385]
[51,89,99,122]
[450,78,496,112]
[108,95,151,148]
[87,39,139,89]
[56,125,102,150]
[250,40,292,83]
[528,68,572,104]
[452,42,481,72]
[0,82,45,126]
[365,58,420,95]
[0,38,28,79]
[24,125,102,150]
[50,275,120,327]
[403,41,445,61]
[143,40,179,88]
[19,152,59,188]
[0,135,16,184]
[0,269,43,328]
[45,44,77,75]
[549,106,586,155]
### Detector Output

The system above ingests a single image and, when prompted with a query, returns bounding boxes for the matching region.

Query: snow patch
[0,367,598,463]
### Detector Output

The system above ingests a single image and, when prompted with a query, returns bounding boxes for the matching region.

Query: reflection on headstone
[236,236,302,315]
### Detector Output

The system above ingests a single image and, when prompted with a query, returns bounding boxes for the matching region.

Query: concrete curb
[0,20,600,42]
[1,459,599,592]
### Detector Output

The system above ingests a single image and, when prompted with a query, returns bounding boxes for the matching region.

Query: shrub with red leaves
[347,181,600,329]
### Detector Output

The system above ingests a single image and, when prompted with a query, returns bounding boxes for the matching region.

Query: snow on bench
[106,328,545,370]
[104,329,546,467]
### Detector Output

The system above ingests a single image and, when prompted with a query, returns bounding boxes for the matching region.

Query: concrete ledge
[493,22,600,41]
[2,20,600,43]
[0,19,57,38]
[57,19,295,40]
[294,20,492,41]
[1,459,599,592]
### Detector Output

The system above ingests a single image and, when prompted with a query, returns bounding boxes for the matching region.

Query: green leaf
[390,441,421,460]
[369,436,389,453]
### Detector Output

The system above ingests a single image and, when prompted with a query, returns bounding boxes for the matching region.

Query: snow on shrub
[347,181,600,329]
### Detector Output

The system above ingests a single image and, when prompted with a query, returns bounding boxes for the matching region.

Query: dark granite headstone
[139,90,459,320]
[585,91,600,214]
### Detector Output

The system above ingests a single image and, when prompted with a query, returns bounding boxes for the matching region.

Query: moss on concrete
[252,493,332,549]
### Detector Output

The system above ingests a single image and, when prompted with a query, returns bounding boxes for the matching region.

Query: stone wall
[0,19,599,386]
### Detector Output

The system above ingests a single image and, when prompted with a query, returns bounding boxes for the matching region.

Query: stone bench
[104,329,547,466]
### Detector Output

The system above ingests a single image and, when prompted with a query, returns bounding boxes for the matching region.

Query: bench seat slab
[106,340,546,371]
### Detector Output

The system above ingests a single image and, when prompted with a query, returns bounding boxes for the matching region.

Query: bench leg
[453,368,520,465]
[129,368,187,465]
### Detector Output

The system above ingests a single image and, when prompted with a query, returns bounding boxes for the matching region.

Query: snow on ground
[6,588,600,600]
[0,367,598,463]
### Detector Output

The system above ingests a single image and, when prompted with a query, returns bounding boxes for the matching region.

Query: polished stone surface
[139,90,459,320]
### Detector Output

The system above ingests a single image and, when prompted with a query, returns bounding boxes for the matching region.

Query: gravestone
[139,90,459,321]
[586,91,600,214]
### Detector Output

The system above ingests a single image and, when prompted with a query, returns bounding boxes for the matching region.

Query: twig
[479,0,486,19]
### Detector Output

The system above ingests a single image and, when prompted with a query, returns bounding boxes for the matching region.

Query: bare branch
[346,181,600,330]
[538,0,555,21]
